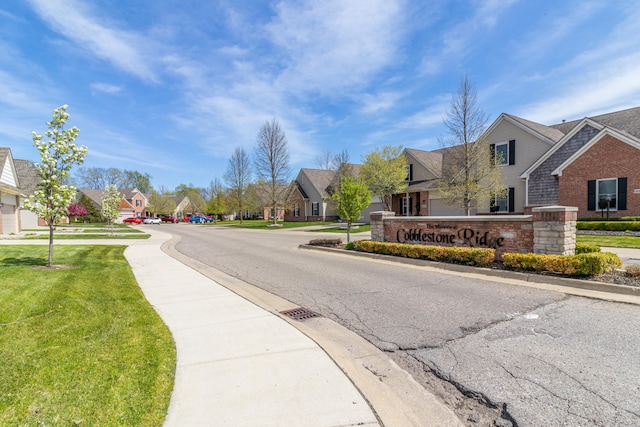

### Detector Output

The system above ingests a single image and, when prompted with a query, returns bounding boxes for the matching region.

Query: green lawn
[218,220,328,229]
[577,234,640,249]
[0,246,175,426]
[311,224,371,234]
[30,233,150,240]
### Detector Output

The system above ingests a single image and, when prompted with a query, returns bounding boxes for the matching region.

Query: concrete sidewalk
[124,230,381,426]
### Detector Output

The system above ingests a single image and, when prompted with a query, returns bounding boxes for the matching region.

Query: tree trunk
[48,223,54,267]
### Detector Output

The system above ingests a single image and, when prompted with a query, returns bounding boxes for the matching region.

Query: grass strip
[576,234,640,249]
[0,245,175,426]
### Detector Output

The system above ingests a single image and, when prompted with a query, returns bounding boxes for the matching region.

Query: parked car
[123,217,142,224]
[189,215,213,224]
[182,215,190,222]
[160,215,179,223]
[143,217,161,224]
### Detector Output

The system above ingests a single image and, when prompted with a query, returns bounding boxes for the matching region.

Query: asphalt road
[163,224,640,426]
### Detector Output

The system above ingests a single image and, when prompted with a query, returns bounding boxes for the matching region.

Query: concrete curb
[299,245,640,302]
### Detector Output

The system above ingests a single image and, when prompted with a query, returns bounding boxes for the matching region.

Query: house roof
[119,187,147,201]
[505,114,565,143]
[14,159,40,195]
[405,148,443,178]
[550,106,640,138]
[0,147,22,195]
[299,168,335,199]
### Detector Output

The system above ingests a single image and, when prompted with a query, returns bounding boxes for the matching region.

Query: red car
[161,215,179,223]
[123,217,142,224]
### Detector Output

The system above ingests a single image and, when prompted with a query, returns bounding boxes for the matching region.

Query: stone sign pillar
[532,206,578,255]
[370,211,395,242]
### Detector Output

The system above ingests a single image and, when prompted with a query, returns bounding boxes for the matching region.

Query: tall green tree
[224,147,251,224]
[206,178,226,223]
[254,118,290,224]
[437,75,505,215]
[24,105,88,267]
[331,175,371,243]
[101,184,122,235]
[360,145,407,211]
[77,193,101,222]
[147,191,176,216]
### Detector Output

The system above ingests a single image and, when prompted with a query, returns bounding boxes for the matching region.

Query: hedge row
[578,216,640,222]
[352,240,495,267]
[351,240,620,276]
[577,222,640,231]
[502,252,621,276]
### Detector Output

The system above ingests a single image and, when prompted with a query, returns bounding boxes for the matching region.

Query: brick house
[388,106,640,218]
[285,168,337,222]
[519,108,640,218]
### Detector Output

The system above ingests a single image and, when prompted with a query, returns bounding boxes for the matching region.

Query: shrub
[575,243,601,254]
[344,241,355,250]
[577,222,640,231]
[626,264,640,277]
[502,252,621,276]
[308,238,343,247]
[353,240,495,267]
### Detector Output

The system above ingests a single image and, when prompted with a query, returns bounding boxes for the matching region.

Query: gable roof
[550,106,640,138]
[483,113,563,146]
[0,147,22,196]
[299,168,335,199]
[404,148,443,178]
[13,159,40,195]
[551,126,640,176]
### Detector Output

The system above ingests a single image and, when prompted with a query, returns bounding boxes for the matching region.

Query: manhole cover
[280,307,321,321]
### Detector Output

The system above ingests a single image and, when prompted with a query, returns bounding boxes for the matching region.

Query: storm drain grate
[280,307,321,321]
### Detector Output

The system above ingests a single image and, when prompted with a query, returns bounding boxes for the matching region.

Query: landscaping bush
[352,240,495,267]
[626,264,640,278]
[577,221,640,231]
[502,251,621,276]
[308,238,343,247]
[575,243,601,254]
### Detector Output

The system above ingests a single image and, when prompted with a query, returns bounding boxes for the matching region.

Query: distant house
[76,188,135,222]
[120,188,148,218]
[0,147,23,234]
[14,159,41,228]
[285,168,336,222]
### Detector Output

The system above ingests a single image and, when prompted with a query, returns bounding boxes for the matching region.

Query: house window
[597,178,617,210]
[294,204,300,217]
[406,164,413,181]
[495,143,509,165]
[401,197,413,215]
[311,202,319,216]
[135,200,142,207]
[491,188,515,213]
[491,140,515,166]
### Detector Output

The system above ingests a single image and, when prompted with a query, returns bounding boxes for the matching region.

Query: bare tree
[254,118,290,224]
[316,149,350,170]
[438,75,505,215]
[224,147,252,223]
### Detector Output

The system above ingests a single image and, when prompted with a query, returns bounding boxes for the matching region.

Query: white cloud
[26,0,159,82]
[266,0,407,95]
[90,83,122,94]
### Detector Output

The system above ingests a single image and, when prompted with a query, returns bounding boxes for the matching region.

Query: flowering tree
[68,203,87,222]
[24,105,88,267]
[101,184,122,235]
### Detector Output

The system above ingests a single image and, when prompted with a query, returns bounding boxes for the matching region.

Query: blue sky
[2,0,640,192]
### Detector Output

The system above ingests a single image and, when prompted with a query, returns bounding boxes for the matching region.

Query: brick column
[532,206,578,255]
[370,211,395,242]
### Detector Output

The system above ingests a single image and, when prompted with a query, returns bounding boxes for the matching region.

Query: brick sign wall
[370,206,577,260]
